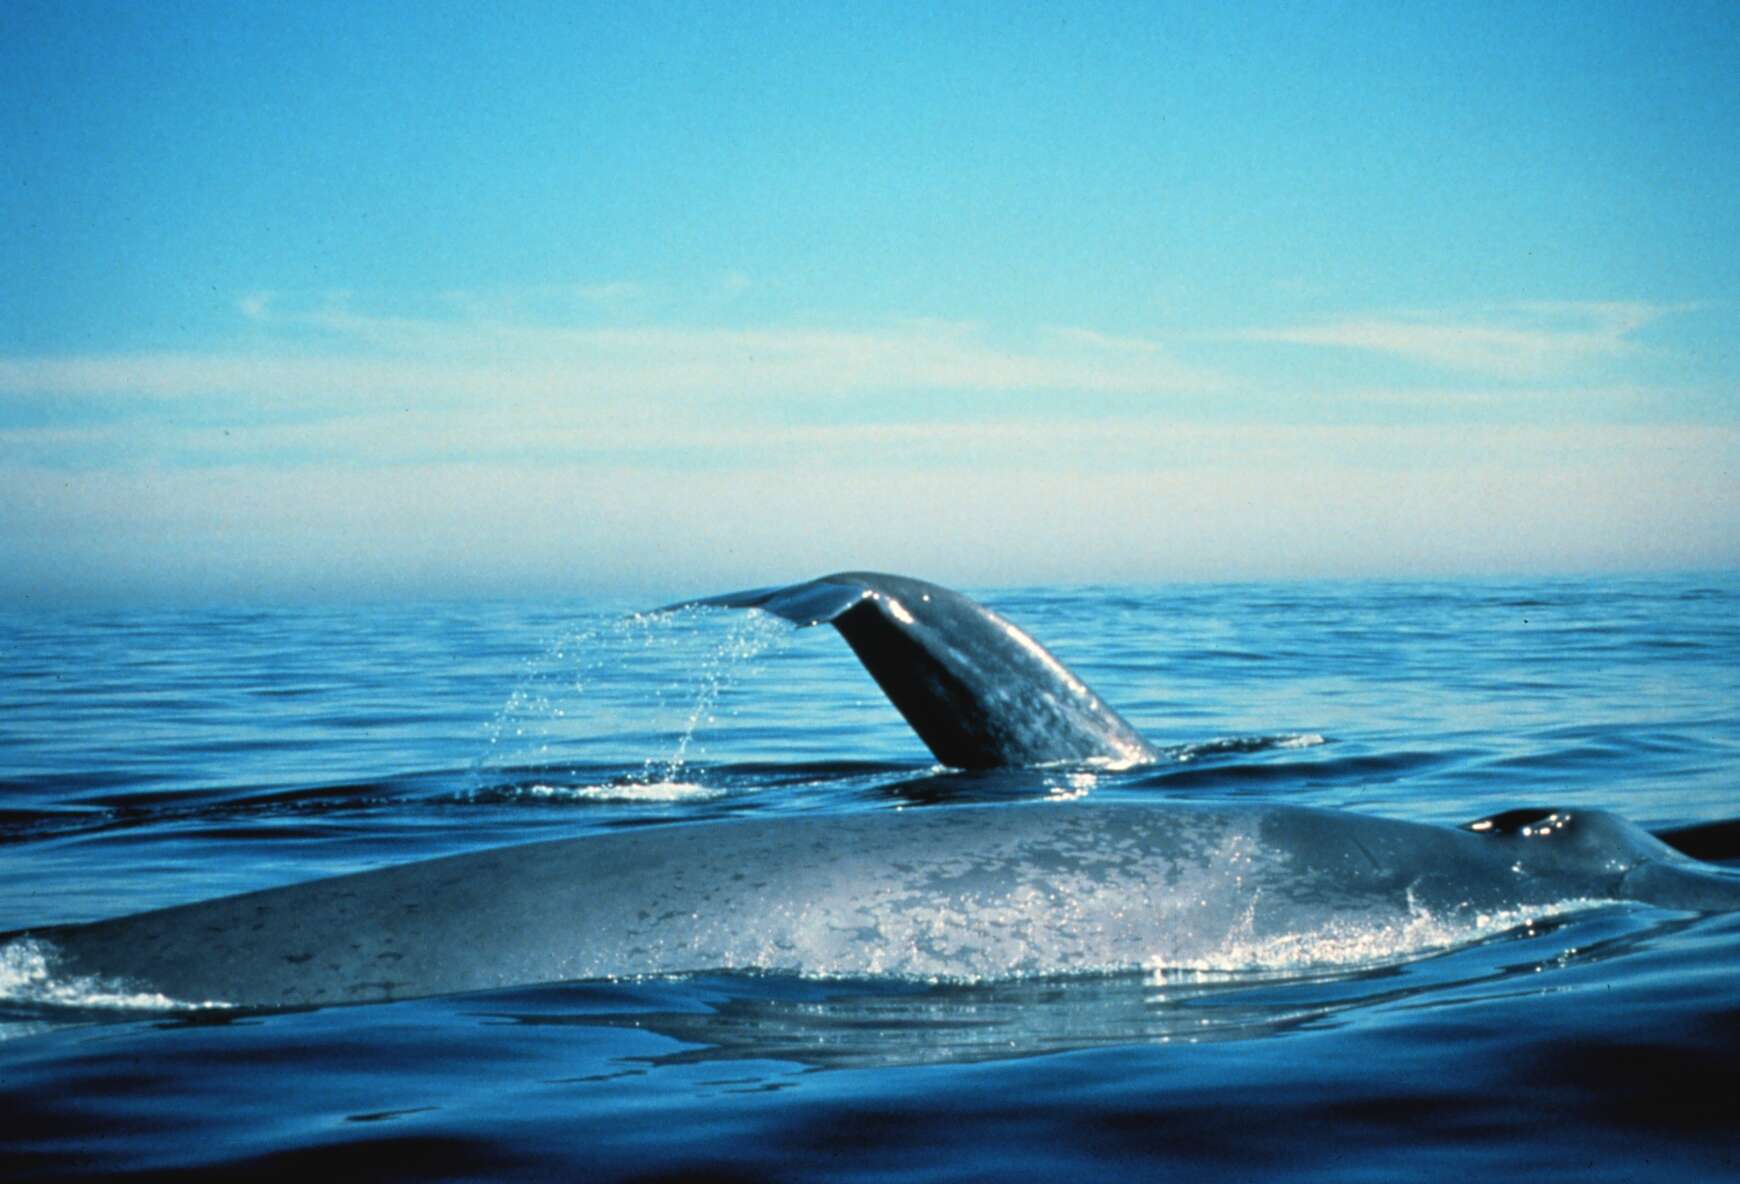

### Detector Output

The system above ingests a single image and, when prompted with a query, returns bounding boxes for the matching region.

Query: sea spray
[472,605,790,801]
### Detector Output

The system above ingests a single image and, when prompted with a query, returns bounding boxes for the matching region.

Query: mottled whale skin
[11,572,1740,1011]
[20,800,1740,1009]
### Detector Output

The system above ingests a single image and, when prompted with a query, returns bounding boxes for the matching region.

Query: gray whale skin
[12,572,1740,1010]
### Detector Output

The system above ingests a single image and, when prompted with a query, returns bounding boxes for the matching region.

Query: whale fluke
[667,572,1159,769]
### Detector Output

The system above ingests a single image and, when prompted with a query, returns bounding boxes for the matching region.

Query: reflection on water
[462,903,1684,1072]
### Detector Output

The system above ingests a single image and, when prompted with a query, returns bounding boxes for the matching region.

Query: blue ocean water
[2,574,1737,1181]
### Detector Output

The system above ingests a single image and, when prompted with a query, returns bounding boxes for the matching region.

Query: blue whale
[669,571,1159,768]
[11,799,1739,1010]
[6,572,1738,1011]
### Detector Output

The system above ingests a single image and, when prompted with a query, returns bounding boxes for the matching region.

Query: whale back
[671,572,1158,769]
[3,803,1531,1008]
[16,800,1740,1013]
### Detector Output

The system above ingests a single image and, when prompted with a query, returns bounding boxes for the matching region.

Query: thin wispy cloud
[4,284,1731,599]
[1,296,1695,411]
[9,397,1732,479]
[0,302,1221,404]
[1044,327,1171,355]
[1234,301,1678,379]
[8,418,1735,599]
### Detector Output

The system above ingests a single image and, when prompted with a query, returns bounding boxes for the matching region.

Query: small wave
[0,777,426,847]
[525,781,724,804]
[0,937,228,1020]
[1172,733,1326,763]
[462,775,728,805]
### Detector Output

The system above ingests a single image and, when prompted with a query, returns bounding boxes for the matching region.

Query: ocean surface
[2,574,1737,1181]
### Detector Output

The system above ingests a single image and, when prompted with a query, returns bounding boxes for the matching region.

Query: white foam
[1147,896,1609,978]
[0,937,229,1016]
[1172,733,1327,763]
[528,781,725,803]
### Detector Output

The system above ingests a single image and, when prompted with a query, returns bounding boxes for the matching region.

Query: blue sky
[3,1,1737,602]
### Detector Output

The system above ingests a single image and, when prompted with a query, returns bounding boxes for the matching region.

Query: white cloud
[5,420,1735,601]
[0,312,1219,404]
[1045,326,1169,354]
[10,407,1732,479]
[3,291,1728,596]
[1234,301,1677,379]
[575,281,644,306]
[3,296,1695,412]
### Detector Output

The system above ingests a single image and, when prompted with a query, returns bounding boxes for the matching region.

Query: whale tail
[664,572,1158,770]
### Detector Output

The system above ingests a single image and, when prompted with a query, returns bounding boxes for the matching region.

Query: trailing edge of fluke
[665,571,1159,770]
